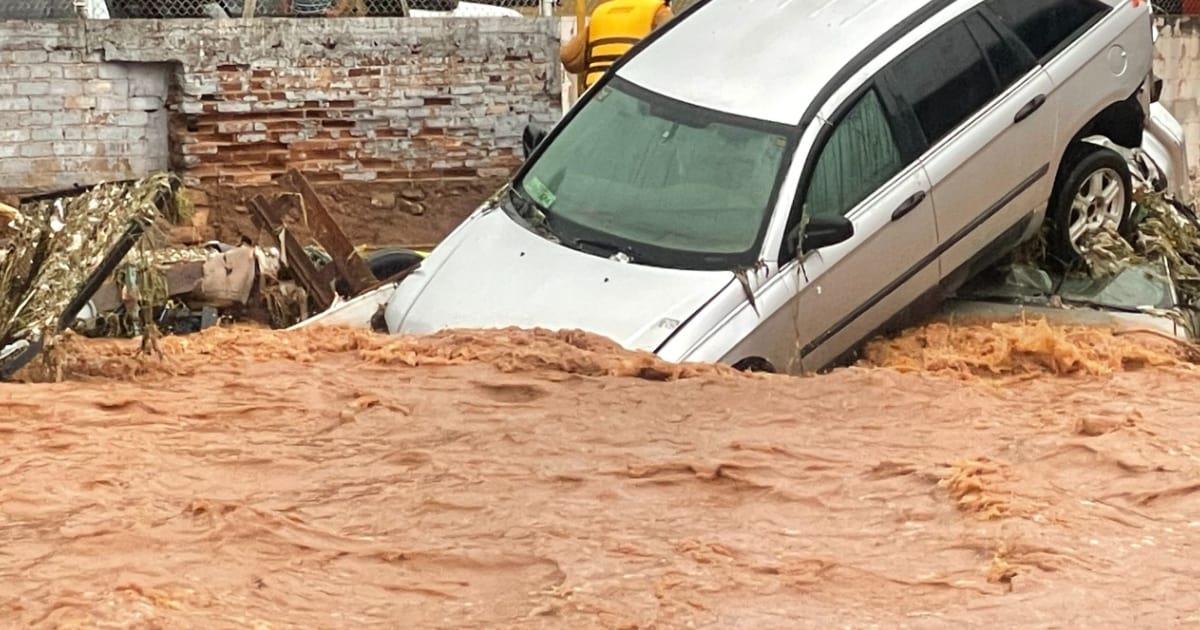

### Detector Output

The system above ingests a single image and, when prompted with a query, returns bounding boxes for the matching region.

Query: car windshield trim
[512,77,799,271]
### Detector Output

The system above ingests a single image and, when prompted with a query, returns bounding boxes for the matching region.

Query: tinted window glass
[985,0,1109,60]
[889,22,998,146]
[806,89,904,218]
[966,13,1033,90]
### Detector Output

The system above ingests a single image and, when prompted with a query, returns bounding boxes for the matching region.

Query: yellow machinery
[574,0,661,90]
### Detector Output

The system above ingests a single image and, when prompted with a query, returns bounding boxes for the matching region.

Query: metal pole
[243,0,258,19]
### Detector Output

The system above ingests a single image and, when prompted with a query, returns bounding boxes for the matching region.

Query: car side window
[966,12,1034,91]
[887,21,998,147]
[805,89,904,218]
[984,0,1109,61]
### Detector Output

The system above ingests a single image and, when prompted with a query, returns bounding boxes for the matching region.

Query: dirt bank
[189,178,503,247]
[3,323,1200,627]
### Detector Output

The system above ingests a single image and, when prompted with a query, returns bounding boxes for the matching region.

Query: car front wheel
[1048,145,1133,265]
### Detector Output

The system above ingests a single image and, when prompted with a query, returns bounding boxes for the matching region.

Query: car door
[784,85,939,371]
[882,12,1056,287]
[982,0,1133,157]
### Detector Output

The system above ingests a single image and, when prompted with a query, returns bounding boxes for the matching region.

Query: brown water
[3,324,1200,628]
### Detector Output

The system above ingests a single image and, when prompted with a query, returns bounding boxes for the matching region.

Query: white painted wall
[80,0,111,18]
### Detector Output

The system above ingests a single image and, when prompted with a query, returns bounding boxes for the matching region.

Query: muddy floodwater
[3,323,1200,627]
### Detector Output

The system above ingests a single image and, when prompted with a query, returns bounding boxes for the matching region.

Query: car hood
[388,209,735,352]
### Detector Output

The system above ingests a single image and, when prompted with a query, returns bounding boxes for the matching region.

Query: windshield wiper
[507,187,646,263]
[507,183,542,215]
[574,237,639,262]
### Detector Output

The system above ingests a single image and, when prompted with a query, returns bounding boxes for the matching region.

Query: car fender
[659,264,802,372]
[1079,102,1191,203]
[1142,102,1193,203]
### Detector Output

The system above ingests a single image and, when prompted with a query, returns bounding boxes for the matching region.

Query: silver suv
[316,0,1190,372]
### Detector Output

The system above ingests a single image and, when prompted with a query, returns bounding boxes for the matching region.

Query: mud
[862,319,1196,376]
[190,178,503,247]
[4,322,1200,627]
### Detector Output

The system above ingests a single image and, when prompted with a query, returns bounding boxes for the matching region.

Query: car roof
[617,0,956,126]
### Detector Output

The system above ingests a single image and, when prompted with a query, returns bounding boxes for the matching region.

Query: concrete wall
[0,17,561,193]
[1156,16,1200,182]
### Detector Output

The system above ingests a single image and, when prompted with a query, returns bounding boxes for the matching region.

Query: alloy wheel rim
[1067,167,1125,254]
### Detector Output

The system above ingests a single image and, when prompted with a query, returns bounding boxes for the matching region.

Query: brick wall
[0,21,169,191]
[0,17,561,194]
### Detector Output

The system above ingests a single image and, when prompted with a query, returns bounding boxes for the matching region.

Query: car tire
[1048,145,1133,266]
[732,357,775,373]
[365,247,424,281]
[332,248,422,297]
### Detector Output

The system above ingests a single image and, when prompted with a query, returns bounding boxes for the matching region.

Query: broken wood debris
[250,169,384,312]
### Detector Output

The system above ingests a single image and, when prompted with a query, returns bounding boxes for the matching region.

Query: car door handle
[1014,94,1047,124]
[891,191,926,221]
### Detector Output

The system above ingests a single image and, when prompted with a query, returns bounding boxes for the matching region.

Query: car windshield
[516,79,791,269]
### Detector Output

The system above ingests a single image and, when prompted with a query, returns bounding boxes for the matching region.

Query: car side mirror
[522,124,548,160]
[796,214,854,255]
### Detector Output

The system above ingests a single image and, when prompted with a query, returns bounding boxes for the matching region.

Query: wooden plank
[280,169,377,297]
[248,194,336,311]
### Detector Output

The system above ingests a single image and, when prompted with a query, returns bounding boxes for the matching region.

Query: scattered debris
[249,169,384,312]
[952,148,1200,339]
[0,169,435,381]
[0,174,180,378]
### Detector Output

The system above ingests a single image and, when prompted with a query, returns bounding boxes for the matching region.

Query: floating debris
[957,148,1200,341]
